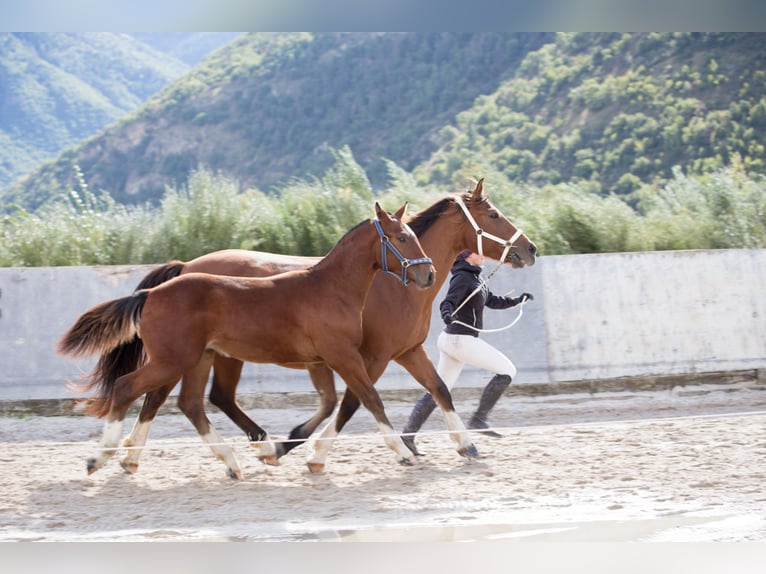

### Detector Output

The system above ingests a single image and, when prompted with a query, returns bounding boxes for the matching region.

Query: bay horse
[58,203,442,479]
[99,179,537,474]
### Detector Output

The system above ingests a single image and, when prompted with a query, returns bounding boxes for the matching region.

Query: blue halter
[373,219,432,286]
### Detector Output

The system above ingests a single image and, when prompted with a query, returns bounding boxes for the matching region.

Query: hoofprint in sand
[1,381,764,542]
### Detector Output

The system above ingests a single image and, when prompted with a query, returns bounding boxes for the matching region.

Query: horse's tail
[135,261,184,290]
[58,291,148,417]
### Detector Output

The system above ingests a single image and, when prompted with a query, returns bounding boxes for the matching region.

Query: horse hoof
[398,456,416,467]
[86,458,99,475]
[306,461,325,474]
[458,444,480,459]
[228,468,244,480]
[120,461,139,474]
[259,454,280,466]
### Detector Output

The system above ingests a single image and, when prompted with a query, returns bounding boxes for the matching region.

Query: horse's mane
[406,193,485,237]
[313,218,370,267]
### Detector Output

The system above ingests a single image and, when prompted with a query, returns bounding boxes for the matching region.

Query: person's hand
[512,292,534,305]
[442,313,454,325]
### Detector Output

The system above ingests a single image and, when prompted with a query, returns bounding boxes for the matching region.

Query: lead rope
[449,197,527,334]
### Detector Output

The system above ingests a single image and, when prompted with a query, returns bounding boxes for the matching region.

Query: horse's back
[141,271,323,362]
[183,249,319,278]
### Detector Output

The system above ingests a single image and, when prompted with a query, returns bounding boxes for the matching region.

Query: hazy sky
[1,0,764,32]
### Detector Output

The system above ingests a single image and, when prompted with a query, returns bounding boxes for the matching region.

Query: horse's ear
[393,202,408,221]
[470,178,485,201]
[375,201,391,223]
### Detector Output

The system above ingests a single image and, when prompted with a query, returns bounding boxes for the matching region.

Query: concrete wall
[1,249,764,401]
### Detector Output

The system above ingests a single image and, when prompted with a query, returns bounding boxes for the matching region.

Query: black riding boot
[468,374,512,437]
[401,393,437,456]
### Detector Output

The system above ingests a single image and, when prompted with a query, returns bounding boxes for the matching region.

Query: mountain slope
[417,32,766,193]
[4,32,765,212]
[4,32,552,208]
[0,32,239,192]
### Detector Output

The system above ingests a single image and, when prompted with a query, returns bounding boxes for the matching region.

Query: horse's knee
[430,382,456,411]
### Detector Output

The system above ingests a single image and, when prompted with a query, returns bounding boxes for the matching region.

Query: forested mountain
[3,32,765,211]
[3,32,553,208]
[416,32,766,195]
[0,32,239,190]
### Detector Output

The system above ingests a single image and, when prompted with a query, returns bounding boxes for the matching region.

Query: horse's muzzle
[411,265,436,289]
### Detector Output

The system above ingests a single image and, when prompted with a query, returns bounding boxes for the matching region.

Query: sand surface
[1,380,765,543]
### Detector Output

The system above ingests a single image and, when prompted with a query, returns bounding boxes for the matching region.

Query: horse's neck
[311,221,378,302]
[416,219,463,294]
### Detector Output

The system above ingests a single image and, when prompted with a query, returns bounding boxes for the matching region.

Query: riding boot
[401,392,437,456]
[468,374,512,437]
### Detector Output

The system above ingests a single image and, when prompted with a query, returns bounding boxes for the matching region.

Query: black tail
[58,291,148,417]
[70,261,183,417]
[136,261,184,290]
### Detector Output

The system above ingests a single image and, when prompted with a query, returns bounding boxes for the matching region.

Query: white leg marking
[88,419,124,474]
[201,429,242,479]
[121,420,153,470]
[443,411,475,451]
[377,421,416,463]
[251,434,278,465]
[307,418,340,469]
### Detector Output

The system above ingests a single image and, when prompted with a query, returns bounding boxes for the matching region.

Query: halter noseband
[454,196,524,261]
[373,219,433,286]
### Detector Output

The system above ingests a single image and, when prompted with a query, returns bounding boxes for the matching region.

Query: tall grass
[1,151,765,268]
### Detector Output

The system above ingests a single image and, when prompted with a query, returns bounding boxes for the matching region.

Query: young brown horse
[102,179,537,473]
[58,203,438,479]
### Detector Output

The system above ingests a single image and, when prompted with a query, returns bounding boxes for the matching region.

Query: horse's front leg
[179,352,251,479]
[396,345,479,459]
[309,353,416,472]
[306,389,361,473]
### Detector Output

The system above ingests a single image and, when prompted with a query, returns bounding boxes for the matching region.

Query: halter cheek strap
[373,219,433,286]
[454,196,523,259]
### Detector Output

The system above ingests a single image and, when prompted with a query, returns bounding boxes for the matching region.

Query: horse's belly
[209,334,318,365]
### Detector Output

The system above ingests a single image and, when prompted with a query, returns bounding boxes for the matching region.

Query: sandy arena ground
[1,380,765,543]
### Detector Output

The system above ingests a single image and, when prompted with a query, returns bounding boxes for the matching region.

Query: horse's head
[456,179,537,269]
[374,202,436,289]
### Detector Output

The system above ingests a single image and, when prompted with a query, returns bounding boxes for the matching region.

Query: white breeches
[437,331,517,390]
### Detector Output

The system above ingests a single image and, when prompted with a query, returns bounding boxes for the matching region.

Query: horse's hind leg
[178,352,246,479]
[208,355,272,458]
[396,345,478,459]
[275,363,337,459]
[121,383,175,474]
[88,363,182,475]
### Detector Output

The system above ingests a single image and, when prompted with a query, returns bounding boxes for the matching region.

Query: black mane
[407,193,483,237]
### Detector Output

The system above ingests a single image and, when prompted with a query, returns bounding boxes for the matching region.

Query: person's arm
[439,280,472,323]
[486,291,534,309]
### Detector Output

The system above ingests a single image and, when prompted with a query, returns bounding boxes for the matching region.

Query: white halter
[450,196,529,333]
[454,196,524,261]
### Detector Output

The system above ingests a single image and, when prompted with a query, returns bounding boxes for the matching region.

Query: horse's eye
[397,235,407,243]
[490,212,499,219]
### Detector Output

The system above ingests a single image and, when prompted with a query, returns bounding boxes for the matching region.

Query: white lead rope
[449,297,528,334]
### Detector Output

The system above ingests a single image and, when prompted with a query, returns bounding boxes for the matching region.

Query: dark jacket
[440,259,520,337]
